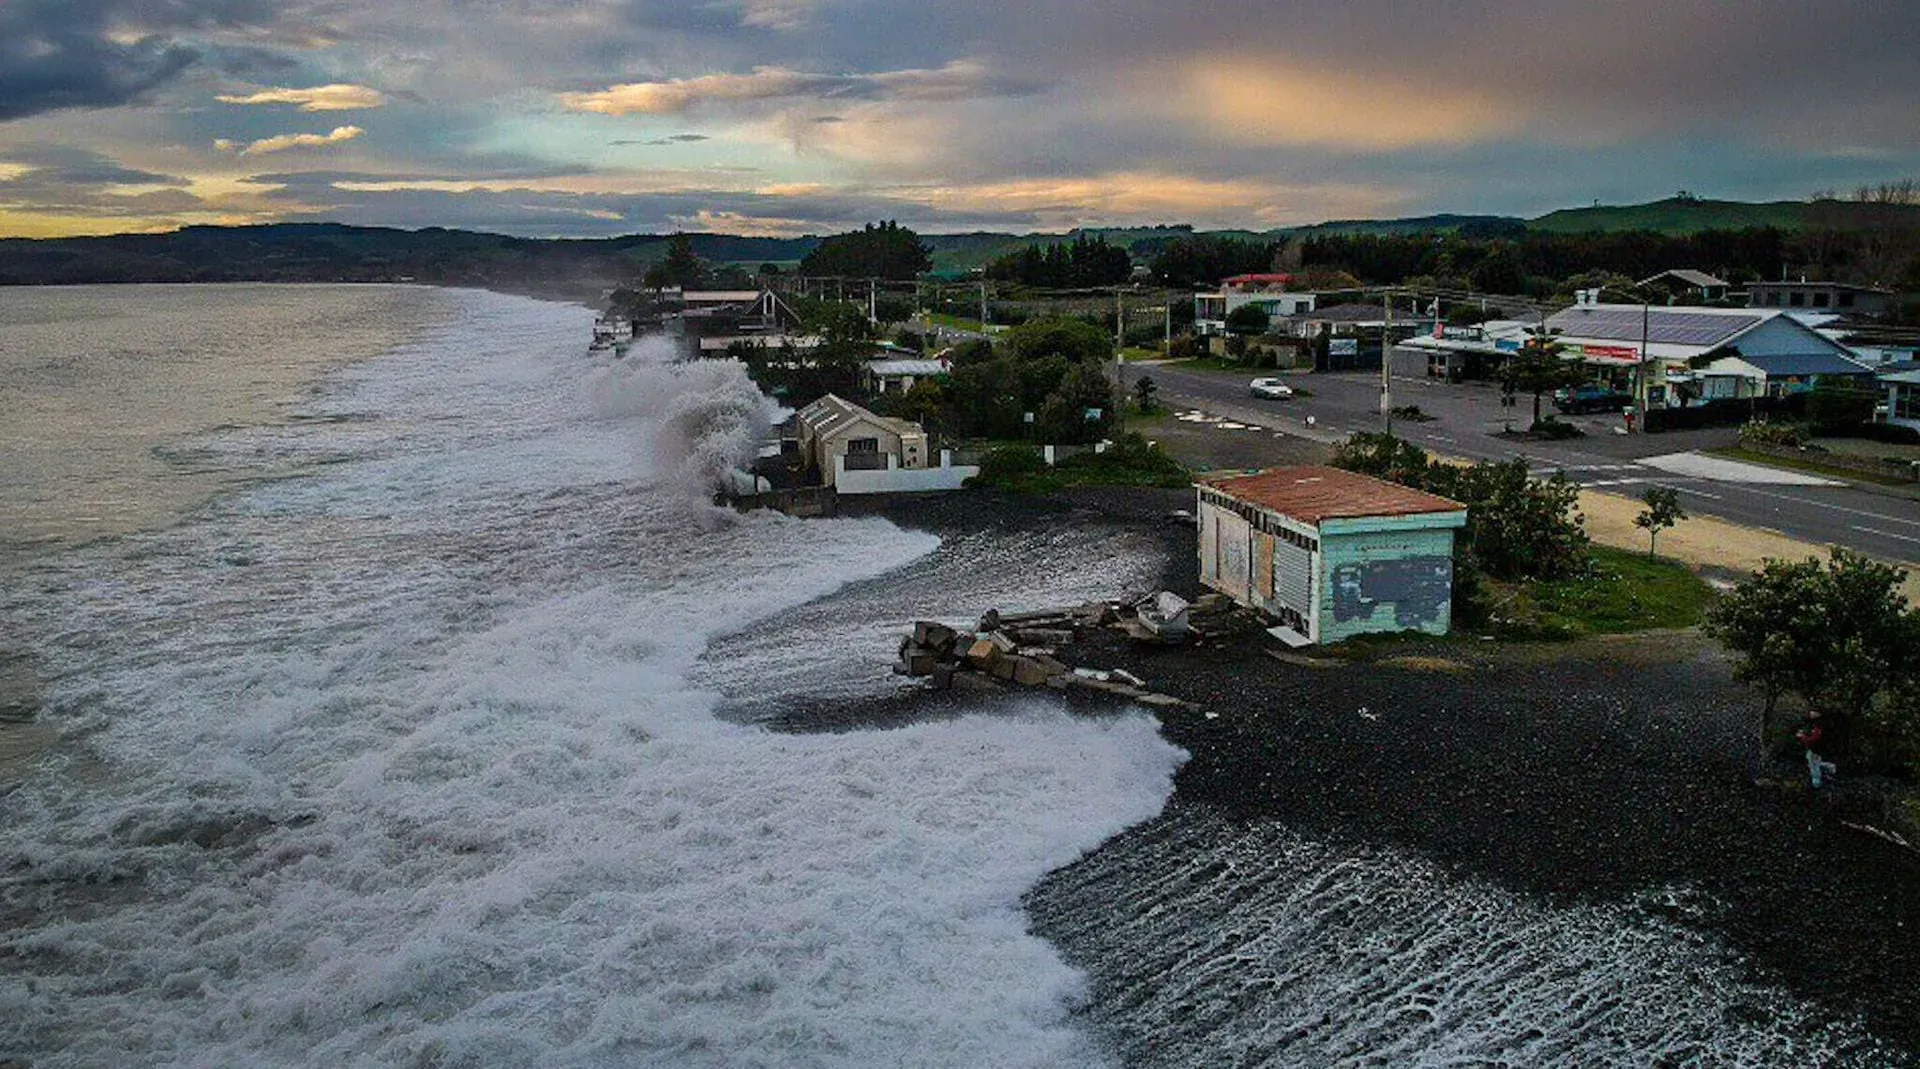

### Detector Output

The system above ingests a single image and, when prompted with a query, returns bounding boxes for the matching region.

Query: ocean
[0,285,1895,1067]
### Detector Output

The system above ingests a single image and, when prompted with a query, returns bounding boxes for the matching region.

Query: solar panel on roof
[1546,308,1758,349]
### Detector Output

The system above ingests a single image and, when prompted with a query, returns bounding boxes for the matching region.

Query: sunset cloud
[558,60,1030,115]
[216,84,387,111]
[1170,58,1524,150]
[215,125,365,156]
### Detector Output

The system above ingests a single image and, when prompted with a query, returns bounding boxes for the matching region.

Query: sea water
[0,286,1182,1067]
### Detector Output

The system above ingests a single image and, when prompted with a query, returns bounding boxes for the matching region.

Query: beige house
[795,394,931,488]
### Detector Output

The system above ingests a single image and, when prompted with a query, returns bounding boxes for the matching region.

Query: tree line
[984,235,1132,288]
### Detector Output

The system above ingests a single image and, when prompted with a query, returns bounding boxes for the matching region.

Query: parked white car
[1249,377,1294,399]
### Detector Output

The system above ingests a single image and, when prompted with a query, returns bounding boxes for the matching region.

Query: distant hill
[1528,196,1920,235]
[3,195,1915,290]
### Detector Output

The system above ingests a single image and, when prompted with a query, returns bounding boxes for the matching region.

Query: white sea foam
[0,290,1184,1068]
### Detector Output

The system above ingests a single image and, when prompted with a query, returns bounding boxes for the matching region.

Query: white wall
[834,451,980,494]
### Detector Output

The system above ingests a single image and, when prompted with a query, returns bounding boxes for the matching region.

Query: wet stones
[893,599,1196,709]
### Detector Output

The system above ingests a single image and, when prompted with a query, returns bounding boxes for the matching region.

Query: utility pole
[979,280,988,332]
[1164,301,1172,351]
[1115,288,1125,355]
[1381,292,1395,435]
[868,278,877,325]
[1636,299,1650,432]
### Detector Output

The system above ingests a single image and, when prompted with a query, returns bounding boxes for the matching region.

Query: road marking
[1674,487,1724,501]
[1730,484,1920,529]
[1853,525,1920,545]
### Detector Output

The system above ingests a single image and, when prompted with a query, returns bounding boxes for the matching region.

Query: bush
[1527,417,1584,440]
[1053,432,1191,487]
[1806,383,1880,434]
[1739,419,1810,447]
[967,445,1056,492]
[1838,421,1920,446]
[1333,434,1589,582]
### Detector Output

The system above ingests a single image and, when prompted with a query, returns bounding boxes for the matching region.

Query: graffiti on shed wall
[1331,556,1453,628]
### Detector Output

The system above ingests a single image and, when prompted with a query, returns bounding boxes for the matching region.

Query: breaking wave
[0,289,1185,1068]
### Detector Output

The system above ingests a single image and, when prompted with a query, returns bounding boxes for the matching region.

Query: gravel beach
[843,486,1920,1062]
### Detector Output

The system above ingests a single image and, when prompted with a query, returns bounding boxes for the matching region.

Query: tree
[1635,486,1687,558]
[1036,362,1115,444]
[799,221,931,280]
[1468,248,1526,295]
[1501,338,1586,427]
[1005,316,1114,365]
[644,233,705,289]
[1224,303,1271,337]
[1133,374,1160,414]
[1706,551,1914,772]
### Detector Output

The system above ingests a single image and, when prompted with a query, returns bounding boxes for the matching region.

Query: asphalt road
[1126,361,1920,564]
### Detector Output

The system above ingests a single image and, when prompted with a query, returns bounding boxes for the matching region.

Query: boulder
[1008,656,1053,687]
[978,608,1002,633]
[965,638,1002,671]
[913,621,958,651]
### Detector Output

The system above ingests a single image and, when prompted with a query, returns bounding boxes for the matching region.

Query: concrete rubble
[890,591,1255,707]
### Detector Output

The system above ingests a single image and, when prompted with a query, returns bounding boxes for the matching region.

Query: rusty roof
[1202,466,1465,524]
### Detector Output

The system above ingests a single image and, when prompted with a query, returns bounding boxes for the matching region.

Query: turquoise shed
[1197,466,1468,646]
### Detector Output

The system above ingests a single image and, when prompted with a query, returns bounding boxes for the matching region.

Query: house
[1390,319,1533,381]
[1696,351,1876,400]
[673,288,820,358]
[1196,466,1468,647]
[1747,281,1895,317]
[864,357,950,395]
[1637,269,1731,304]
[792,394,979,492]
[1876,364,1920,431]
[1543,299,1863,408]
[1283,304,1428,372]
[1194,273,1317,336]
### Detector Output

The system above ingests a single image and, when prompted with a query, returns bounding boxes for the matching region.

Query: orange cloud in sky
[559,60,1005,116]
[898,172,1404,229]
[1173,58,1523,150]
[216,85,387,111]
[215,126,365,156]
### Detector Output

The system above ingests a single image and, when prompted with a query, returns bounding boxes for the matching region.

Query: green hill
[1528,196,1920,235]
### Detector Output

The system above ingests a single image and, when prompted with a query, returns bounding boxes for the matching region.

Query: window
[1840,293,1856,308]
[848,437,879,453]
[1814,292,1830,307]
[1789,292,1806,307]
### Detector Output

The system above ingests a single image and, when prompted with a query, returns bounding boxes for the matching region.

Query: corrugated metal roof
[1737,352,1874,377]
[1639,269,1728,289]
[866,359,949,377]
[1204,466,1465,525]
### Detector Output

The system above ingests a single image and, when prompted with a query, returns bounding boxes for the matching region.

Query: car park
[1249,377,1294,399]
[1552,384,1632,414]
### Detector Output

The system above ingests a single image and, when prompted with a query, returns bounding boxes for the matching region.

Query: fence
[1643,393,1807,432]
[834,449,981,494]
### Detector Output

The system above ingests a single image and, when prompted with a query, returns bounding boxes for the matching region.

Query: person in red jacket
[1795,711,1839,788]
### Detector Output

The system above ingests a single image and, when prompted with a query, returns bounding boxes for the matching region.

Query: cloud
[737,0,817,31]
[558,59,1035,115]
[1165,57,1524,150]
[216,84,387,111]
[216,125,365,156]
[609,134,713,146]
[0,0,199,122]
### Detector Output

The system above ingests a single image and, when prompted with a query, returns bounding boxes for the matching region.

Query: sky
[3,0,1919,239]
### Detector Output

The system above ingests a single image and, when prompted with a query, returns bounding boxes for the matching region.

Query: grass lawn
[1707,446,1911,486]
[923,312,985,332]
[1486,545,1716,639]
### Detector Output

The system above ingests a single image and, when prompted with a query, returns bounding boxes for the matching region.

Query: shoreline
[839,486,1920,1058]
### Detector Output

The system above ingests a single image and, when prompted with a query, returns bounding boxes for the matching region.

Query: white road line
[1674,487,1724,500]
[1853,526,1920,545]
[1729,485,1920,529]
